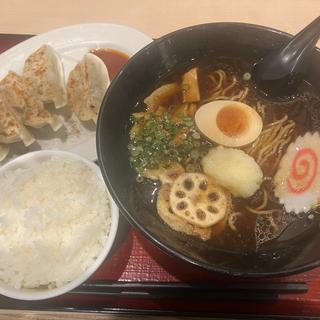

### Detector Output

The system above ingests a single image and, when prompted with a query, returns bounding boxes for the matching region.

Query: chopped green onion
[190,149,200,159]
[193,141,201,148]
[192,132,201,139]
[128,113,211,174]
[243,72,251,81]
[186,164,195,172]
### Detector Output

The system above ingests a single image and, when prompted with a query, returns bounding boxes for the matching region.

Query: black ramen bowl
[97,22,320,277]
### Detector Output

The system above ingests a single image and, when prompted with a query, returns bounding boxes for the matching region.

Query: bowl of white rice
[0,150,119,300]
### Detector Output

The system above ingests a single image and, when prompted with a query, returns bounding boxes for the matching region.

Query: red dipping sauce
[90,48,129,80]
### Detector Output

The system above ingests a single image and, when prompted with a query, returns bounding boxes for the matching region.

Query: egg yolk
[216,105,249,137]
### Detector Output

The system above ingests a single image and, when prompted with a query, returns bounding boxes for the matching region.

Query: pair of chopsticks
[70,281,308,303]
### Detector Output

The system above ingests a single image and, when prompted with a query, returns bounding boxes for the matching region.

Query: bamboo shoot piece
[182,67,200,103]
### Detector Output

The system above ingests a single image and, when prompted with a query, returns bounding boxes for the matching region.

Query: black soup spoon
[252,16,320,98]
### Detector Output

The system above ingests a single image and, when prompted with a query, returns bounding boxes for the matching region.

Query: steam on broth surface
[128,57,320,252]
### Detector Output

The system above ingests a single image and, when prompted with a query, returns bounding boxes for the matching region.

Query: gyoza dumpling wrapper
[23,44,67,108]
[0,144,9,161]
[0,71,63,131]
[67,53,110,123]
[0,93,35,146]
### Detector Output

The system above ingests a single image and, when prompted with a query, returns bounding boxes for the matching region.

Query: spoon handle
[279,16,320,75]
[260,16,320,79]
[252,16,320,97]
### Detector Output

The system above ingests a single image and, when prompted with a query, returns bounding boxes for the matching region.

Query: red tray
[1,34,320,318]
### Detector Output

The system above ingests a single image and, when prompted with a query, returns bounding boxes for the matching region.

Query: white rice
[0,157,111,289]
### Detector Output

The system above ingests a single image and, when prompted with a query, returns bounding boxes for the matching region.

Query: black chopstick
[69,281,308,302]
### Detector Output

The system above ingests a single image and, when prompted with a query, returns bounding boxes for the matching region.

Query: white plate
[0,23,152,164]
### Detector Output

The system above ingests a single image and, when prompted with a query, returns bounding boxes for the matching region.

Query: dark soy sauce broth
[131,56,320,253]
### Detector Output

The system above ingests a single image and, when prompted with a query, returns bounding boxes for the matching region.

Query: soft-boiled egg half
[195,100,263,147]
